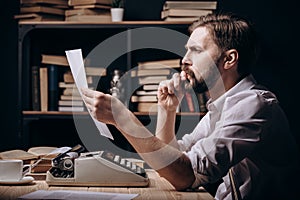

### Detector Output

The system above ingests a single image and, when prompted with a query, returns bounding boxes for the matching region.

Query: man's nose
[181,58,192,71]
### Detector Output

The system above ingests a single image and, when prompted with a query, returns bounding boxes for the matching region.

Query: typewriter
[46,145,149,187]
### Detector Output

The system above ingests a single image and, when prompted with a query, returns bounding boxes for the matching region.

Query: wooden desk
[0,170,214,200]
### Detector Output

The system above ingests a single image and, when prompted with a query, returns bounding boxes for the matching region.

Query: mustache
[182,71,195,91]
[181,64,195,78]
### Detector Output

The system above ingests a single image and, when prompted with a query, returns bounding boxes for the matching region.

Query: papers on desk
[65,49,114,140]
[18,190,139,200]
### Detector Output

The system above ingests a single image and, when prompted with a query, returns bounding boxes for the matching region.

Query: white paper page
[18,190,139,200]
[65,49,114,140]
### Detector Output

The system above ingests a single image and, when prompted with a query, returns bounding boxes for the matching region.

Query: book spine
[180,93,189,112]
[39,67,48,112]
[31,65,40,111]
[185,91,195,112]
[198,92,208,113]
[48,65,59,111]
[191,91,200,112]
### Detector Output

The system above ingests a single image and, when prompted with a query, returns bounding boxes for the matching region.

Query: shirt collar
[207,74,257,112]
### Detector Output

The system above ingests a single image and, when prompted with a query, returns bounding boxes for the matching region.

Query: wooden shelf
[23,111,206,116]
[22,111,206,121]
[19,21,191,25]
[23,111,88,115]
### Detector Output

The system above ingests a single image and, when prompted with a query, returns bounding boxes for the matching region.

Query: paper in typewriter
[65,49,113,140]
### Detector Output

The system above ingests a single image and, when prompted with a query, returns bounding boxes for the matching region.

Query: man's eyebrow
[185,44,203,50]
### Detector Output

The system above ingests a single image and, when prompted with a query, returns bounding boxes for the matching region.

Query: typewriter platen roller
[46,150,150,187]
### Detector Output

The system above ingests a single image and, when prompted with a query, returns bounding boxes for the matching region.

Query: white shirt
[178,75,299,200]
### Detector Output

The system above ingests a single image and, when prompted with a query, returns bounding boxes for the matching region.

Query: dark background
[1,0,299,153]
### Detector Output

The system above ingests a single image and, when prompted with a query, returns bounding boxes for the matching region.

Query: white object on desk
[0,159,31,182]
[0,176,34,185]
[46,151,149,187]
[18,190,138,200]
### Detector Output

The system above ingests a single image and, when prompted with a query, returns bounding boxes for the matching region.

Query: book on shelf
[62,87,81,96]
[191,90,200,112]
[143,84,159,91]
[135,90,157,96]
[42,54,107,74]
[20,5,66,16]
[137,102,158,113]
[39,67,48,112]
[63,70,74,83]
[138,75,168,85]
[65,14,111,22]
[48,65,59,111]
[131,68,171,77]
[163,1,218,10]
[59,82,76,88]
[197,92,209,112]
[65,8,110,17]
[68,0,113,6]
[163,16,200,22]
[137,58,181,69]
[31,65,41,111]
[63,70,96,84]
[131,95,157,103]
[72,4,111,9]
[58,106,85,112]
[60,94,82,100]
[161,8,213,18]
[41,54,69,66]
[85,67,107,76]
[185,91,195,112]
[20,0,69,6]
[161,1,217,22]
[58,100,84,106]
[14,13,64,22]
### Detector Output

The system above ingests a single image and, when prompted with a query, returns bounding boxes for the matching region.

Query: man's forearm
[155,105,179,149]
[115,109,195,190]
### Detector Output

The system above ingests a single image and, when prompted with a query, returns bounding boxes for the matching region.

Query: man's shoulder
[224,86,279,114]
[230,84,277,103]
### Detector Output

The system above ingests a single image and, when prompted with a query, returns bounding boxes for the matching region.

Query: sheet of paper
[18,190,139,200]
[65,49,114,140]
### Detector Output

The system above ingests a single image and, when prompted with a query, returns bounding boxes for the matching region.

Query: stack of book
[161,1,217,22]
[131,59,181,113]
[58,74,85,112]
[58,66,106,112]
[65,0,113,22]
[31,54,107,112]
[14,0,68,22]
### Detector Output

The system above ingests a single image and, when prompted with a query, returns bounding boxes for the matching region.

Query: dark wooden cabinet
[17,21,205,153]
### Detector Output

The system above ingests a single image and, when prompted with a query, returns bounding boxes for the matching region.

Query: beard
[183,55,223,94]
[184,68,209,94]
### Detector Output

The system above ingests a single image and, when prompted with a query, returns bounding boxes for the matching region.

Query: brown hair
[189,13,260,76]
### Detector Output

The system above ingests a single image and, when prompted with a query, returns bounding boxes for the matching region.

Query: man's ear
[223,49,238,69]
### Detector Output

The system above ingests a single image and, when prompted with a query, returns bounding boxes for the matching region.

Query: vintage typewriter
[46,145,149,187]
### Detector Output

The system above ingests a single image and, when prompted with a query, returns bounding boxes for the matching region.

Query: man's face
[182,27,222,93]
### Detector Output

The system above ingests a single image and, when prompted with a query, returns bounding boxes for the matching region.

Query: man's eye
[190,47,202,53]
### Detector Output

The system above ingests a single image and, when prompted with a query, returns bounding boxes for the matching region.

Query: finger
[81,92,94,106]
[180,71,187,81]
[167,79,175,94]
[81,88,95,98]
[159,81,169,94]
[172,73,181,90]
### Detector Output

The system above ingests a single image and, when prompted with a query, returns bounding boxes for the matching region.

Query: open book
[0,146,71,173]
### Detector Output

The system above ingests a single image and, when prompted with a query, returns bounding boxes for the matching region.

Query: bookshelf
[18,21,205,150]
